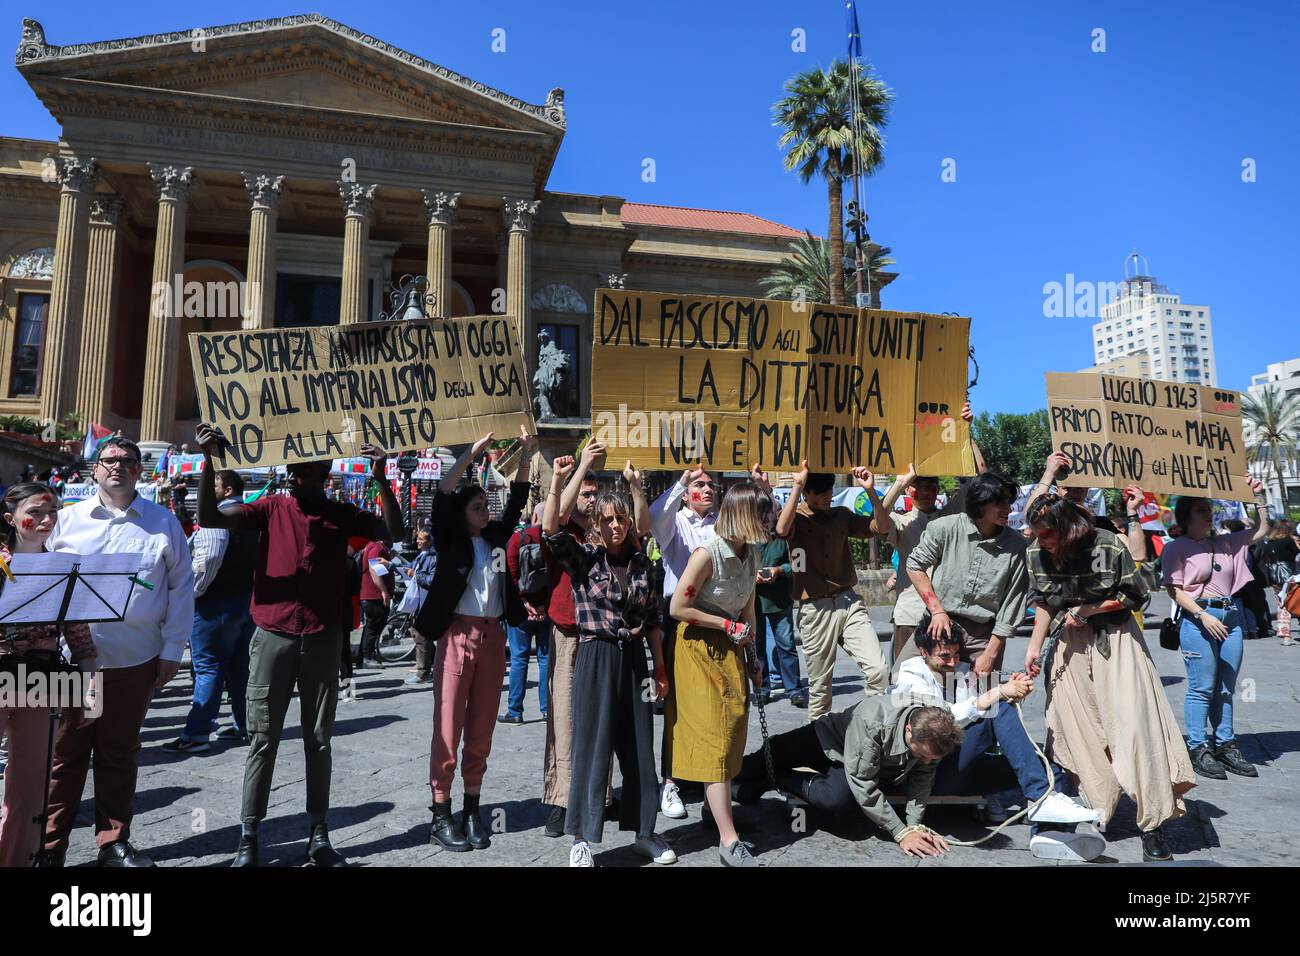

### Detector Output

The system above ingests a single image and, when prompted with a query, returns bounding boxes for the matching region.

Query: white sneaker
[660,781,687,819]
[569,841,594,867]
[634,833,677,865]
[1029,792,1102,825]
[1029,830,1106,862]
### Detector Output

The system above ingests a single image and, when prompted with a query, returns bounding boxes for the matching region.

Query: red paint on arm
[683,585,697,599]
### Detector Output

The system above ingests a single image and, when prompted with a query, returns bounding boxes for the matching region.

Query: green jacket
[756,537,794,615]
[813,695,936,837]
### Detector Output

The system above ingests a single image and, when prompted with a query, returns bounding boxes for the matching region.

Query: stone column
[38,156,98,427]
[502,198,539,343]
[338,182,377,325]
[421,190,459,318]
[75,195,124,428]
[241,172,284,329]
[139,163,193,443]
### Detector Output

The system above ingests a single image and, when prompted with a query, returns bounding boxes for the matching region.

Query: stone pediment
[16,14,566,135]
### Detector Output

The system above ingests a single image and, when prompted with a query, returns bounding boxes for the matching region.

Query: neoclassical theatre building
[0,14,894,449]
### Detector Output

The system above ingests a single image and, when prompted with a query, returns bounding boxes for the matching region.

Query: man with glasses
[894,472,1030,677]
[43,437,195,867]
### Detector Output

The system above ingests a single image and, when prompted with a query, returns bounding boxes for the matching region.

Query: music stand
[0,551,144,867]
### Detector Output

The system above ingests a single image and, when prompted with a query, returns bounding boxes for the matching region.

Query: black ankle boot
[429,801,470,852]
[231,833,258,868]
[306,823,344,867]
[1141,826,1173,862]
[463,794,491,850]
[1189,744,1228,780]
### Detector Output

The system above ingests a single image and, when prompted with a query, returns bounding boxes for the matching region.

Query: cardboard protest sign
[1045,372,1251,501]
[591,289,974,474]
[189,317,534,468]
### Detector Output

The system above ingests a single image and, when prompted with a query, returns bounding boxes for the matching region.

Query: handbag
[1264,559,1297,589]
[1159,609,1182,651]
[1285,580,1300,618]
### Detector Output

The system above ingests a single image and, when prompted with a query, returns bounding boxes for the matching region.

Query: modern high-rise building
[1090,254,1217,385]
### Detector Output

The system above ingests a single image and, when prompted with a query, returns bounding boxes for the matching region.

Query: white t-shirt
[455,536,503,618]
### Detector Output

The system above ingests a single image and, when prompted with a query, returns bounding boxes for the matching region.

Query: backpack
[516,541,549,596]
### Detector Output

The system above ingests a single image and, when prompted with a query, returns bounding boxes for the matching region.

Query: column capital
[422,190,461,227]
[502,198,540,234]
[89,195,124,226]
[242,172,286,210]
[147,163,194,203]
[50,155,99,193]
[339,182,378,219]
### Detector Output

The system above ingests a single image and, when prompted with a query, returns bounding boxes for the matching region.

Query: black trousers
[738,723,856,810]
[566,637,659,844]
[358,600,388,662]
[659,606,676,778]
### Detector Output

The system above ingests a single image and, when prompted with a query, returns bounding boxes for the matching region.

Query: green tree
[1242,384,1300,510]
[759,231,895,304]
[970,409,1053,486]
[773,60,891,305]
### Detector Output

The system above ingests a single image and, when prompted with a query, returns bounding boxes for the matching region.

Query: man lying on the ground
[888,611,1105,861]
[735,697,961,857]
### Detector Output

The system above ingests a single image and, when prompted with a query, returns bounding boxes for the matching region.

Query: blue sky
[3,0,1296,412]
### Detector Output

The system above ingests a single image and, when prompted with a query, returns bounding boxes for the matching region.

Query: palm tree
[1242,384,1300,510]
[759,231,895,304]
[773,60,891,305]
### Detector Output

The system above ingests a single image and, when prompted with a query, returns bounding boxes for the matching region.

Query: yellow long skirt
[664,622,749,782]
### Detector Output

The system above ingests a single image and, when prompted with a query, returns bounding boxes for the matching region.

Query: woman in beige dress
[1023,496,1195,863]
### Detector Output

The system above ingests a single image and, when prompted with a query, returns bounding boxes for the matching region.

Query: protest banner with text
[189,317,534,468]
[1046,372,1251,500]
[591,289,975,474]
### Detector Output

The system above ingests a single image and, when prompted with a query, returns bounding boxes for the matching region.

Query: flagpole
[845,0,871,309]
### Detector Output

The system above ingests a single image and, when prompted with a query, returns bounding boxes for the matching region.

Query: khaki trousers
[542,625,579,806]
[796,591,885,719]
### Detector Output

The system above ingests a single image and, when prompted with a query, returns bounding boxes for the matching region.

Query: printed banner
[591,289,975,473]
[189,317,534,468]
[1046,372,1251,501]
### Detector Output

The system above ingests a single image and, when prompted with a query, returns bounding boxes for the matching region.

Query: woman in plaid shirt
[541,454,674,867]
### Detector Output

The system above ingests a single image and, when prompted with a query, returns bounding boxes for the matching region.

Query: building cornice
[15,15,566,131]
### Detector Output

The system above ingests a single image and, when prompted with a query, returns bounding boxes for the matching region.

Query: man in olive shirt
[896,472,1029,678]
[776,461,887,719]
[735,697,960,857]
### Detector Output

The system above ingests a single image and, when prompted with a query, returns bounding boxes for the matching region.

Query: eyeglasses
[96,457,139,471]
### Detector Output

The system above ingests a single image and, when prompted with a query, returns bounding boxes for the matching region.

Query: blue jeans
[182,593,254,742]
[1180,604,1243,748]
[762,610,803,695]
[505,619,550,719]
[933,699,1049,802]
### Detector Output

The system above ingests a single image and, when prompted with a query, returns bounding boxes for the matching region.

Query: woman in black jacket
[413,428,534,851]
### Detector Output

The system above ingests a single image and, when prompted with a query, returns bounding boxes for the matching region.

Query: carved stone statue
[533,329,570,421]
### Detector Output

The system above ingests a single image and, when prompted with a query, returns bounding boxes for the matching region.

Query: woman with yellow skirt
[668,479,770,867]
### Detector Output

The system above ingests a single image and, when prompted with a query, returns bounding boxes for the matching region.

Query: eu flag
[846,0,862,58]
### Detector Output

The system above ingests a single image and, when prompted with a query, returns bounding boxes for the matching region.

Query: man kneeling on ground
[735,698,960,857]
[889,611,1105,861]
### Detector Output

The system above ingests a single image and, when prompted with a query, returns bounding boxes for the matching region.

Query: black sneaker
[789,692,809,709]
[215,726,249,743]
[497,714,524,725]
[1213,742,1258,778]
[161,737,210,754]
[544,805,566,838]
[1189,744,1227,780]
[1141,827,1173,862]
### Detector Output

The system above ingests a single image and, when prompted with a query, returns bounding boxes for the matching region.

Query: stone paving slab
[7,594,1298,868]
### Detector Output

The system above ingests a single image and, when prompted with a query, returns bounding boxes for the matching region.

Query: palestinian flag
[82,422,112,460]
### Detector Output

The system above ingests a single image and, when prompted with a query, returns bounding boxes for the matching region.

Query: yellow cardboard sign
[591,289,974,474]
[1046,372,1251,500]
[188,317,534,468]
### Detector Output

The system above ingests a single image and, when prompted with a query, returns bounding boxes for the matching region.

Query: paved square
[23,594,1300,868]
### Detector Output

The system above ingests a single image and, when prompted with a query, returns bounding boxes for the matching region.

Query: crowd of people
[0,413,1293,869]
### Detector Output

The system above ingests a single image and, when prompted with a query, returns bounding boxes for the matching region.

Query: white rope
[940,700,1058,847]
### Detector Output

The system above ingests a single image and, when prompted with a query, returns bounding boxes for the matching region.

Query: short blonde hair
[715,480,771,546]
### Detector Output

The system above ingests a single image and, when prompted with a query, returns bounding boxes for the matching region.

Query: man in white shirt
[43,436,195,867]
[887,611,1104,861]
[648,465,719,819]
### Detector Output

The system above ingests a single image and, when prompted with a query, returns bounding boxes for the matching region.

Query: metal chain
[745,643,779,795]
